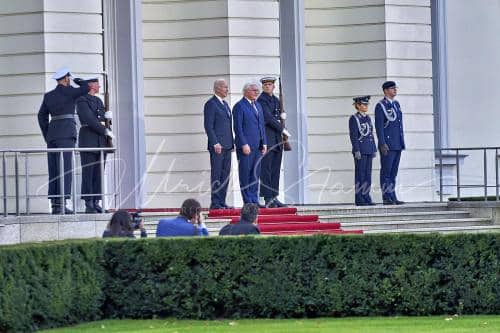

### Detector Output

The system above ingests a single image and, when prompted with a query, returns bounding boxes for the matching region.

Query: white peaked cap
[52,67,71,80]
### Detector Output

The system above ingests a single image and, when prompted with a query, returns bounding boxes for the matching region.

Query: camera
[131,211,143,230]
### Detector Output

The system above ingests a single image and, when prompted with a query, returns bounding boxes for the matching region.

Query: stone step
[320,210,470,223]
[365,224,500,234]
[339,217,492,231]
[297,202,449,216]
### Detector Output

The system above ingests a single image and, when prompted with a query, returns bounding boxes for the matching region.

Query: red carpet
[207,206,363,236]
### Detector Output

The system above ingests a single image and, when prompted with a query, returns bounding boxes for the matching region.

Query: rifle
[103,72,113,148]
[278,77,292,151]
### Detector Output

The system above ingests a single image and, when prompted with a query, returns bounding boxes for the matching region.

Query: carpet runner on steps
[207,207,363,235]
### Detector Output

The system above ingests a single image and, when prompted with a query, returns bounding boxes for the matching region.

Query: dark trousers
[259,146,282,199]
[237,148,262,204]
[354,154,373,204]
[380,150,401,201]
[209,148,231,207]
[47,138,75,201]
[80,152,106,202]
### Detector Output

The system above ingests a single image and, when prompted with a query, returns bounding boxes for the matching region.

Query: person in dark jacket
[203,79,234,209]
[102,210,147,238]
[257,77,291,208]
[76,77,114,213]
[38,67,89,214]
[349,96,377,206]
[219,203,260,236]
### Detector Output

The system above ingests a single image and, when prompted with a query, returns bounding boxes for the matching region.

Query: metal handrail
[436,147,500,202]
[1,147,116,217]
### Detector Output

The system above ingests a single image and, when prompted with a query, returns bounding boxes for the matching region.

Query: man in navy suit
[203,79,235,209]
[233,82,267,205]
[375,81,405,205]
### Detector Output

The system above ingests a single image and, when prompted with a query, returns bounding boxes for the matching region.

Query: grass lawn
[41,316,500,333]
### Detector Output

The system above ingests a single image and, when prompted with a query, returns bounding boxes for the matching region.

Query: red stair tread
[262,230,363,235]
[258,223,341,232]
[231,214,319,224]
[208,207,297,218]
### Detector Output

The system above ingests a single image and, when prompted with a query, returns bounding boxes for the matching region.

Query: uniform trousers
[80,151,106,202]
[259,146,282,199]
[380,150,401,202]
[354,154,373,204]
[47,138,75,201]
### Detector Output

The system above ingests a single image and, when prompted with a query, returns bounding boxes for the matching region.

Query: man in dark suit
[203,79,235,209]
[38,67,89,214]
[76,78,115,213]
[257,77,290,208]
[375,81,405,205]
[233,82,267,205]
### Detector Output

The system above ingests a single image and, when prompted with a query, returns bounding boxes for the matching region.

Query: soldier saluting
[349,96,376,206]
[38,67,89,214]
[76,77,114,213]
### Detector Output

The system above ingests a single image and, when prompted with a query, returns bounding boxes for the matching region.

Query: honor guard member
[38,67,89,214]
[257,76,290,208]
[349,96,376,206]
[76,77,114,213]
[374,81,405,205]
[203,79,234,209]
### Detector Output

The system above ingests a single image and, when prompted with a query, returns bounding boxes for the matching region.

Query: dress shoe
[93,200,104,213]
[383,200,395,205]
[221,204,234,209]
[394,200,405,205]
[264,198,276,208]
[52,206,74,214]
[209,204,224,210]
[85,201,98,213]
[365,202,376,206]
[355,202,368,206]
[273,198,288,208]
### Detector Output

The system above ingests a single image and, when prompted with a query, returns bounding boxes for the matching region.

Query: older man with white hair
[203,79,234,209]
[233,82,267,206]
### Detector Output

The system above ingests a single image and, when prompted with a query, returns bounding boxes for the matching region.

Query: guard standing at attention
[374,81,405,205]
[38,67,89,214]
[257,76,290,208]
[76,77,114,213]
[349,96,376,206]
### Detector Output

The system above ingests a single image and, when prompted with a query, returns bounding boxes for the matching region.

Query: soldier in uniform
[257,77,290,208]
[76,78,114,213]
[38,67,89,214]
[374,81,405,205]
[349,96,376,206]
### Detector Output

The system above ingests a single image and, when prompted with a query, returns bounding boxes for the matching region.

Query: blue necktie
[223,100,231,118]
[251,101,259,117]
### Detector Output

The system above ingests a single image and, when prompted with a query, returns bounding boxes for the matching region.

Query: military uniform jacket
[257,93,283,148]
[374,97,405,151]
[76,94,107,150]
[38,83,89,143]
[349,112,377,155]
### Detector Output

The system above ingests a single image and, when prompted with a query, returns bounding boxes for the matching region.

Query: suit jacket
[374,97,405,151]
[219,219,260,236]
[38,82,89,143]
[257,93,283,148]
[203,95,234,150]
[156,216,208,237]
[233,98,267,149]
[349,113,377,155]
[77,94,107,150]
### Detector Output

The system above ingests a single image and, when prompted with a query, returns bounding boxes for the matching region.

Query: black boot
[93,200,104,213]
[85,200,97,213]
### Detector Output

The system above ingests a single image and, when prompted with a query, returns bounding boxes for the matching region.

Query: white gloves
[105,129,115,139]
[280,112,287,120]
[104,111,113,119]
[282,128,291,137]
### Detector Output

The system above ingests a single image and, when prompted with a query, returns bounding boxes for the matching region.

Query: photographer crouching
[103,210,148,238]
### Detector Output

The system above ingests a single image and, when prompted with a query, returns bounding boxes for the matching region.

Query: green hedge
[1,234,500,332]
